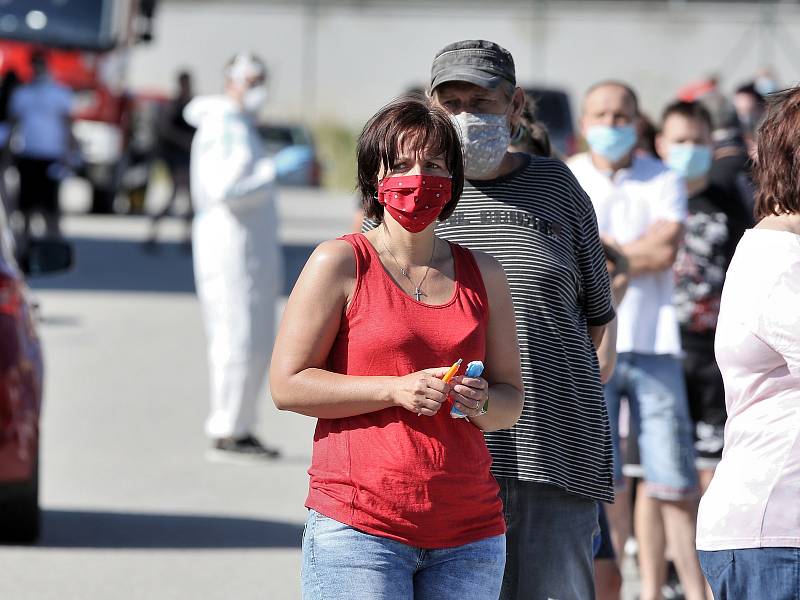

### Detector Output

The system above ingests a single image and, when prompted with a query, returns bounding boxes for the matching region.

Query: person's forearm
[589,324,606,349]
[271,368,396,419]
[597,341,616,384]
[621,222,682,277]
[597,319,618,384]
[470,383,524,432]
[65,118,78,153]
[224,157,275,201]
[622,238,678,276]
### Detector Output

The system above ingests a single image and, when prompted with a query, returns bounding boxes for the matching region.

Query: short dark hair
[660,100,713,133]
[356,94,464,223]
[752,87,800,220]
[583,80,639,115]
[735,82,765,104]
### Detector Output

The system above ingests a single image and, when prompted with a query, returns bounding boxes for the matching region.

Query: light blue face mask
[666,143,713,180]
[585,124,638,163]
[755,77,778,96]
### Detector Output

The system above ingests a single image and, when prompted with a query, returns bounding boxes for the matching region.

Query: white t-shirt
[568,153,687,355]
[9,76,73,160]
[696,229,800,550]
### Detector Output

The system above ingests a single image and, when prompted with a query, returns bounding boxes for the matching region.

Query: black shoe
[206,434,281,464]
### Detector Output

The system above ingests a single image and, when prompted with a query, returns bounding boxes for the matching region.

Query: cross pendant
[413,287,425,301]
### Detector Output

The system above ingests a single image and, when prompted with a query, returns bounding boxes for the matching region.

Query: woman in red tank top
[270,96,523,600]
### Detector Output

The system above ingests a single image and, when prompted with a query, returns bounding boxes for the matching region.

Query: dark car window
[258,124,312,151]
[258,126,294,146]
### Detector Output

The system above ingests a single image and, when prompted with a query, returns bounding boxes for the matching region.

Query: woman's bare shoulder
[304,239,357,280]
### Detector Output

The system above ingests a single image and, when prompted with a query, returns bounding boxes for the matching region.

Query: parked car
[0,199,72,544]
[523,87,577,157]
[257,123,322,187]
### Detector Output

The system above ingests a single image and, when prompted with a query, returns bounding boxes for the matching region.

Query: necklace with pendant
[381,235,437,302]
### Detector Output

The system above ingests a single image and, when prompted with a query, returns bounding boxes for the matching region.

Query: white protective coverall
[184,95,281,439]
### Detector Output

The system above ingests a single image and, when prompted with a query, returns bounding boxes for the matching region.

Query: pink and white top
[697,229,800,551]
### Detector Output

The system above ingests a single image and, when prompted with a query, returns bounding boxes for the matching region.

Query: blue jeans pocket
[698,549,734,581]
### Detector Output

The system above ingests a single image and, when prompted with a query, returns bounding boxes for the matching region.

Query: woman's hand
[391,368,451,417]
[449,375,489,419]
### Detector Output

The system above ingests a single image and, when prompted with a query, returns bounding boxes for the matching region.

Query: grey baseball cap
[430,40,516,91]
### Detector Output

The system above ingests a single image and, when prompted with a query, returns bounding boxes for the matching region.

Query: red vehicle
[0,0,156,213]
[0,197,71,543]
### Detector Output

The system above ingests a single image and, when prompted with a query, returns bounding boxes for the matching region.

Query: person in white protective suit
[184,53,282,461]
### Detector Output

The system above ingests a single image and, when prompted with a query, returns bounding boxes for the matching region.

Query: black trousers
[16,157,59,215]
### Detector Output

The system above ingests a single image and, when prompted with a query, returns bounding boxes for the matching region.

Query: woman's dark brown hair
[753,87,800,220]
[356,94,464,223]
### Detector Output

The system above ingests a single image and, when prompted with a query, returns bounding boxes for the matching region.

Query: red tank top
[305,233,505,549]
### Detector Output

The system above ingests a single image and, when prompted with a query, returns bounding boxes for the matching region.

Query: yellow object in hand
[442,359,462,383]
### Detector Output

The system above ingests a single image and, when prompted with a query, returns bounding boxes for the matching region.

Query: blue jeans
[698,548,800,600]
[497,478,598,600]
[301,509,506,600]
[604,352,698,499]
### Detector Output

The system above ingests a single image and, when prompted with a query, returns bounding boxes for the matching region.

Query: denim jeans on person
[301,509,505,600]
[604,352,698,498]
[497,478,598,600]
[698,548,800,600]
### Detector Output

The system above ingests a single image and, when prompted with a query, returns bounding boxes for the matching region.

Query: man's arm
[588,325,606,349]
[620,220,684,277]
[596,318,617,384]
[192,120,274,207]
[61,88,78,159]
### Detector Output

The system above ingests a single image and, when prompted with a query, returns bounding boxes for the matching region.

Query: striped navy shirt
[436,154,615,502]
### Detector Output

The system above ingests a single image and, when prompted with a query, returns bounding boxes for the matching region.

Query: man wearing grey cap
[431,40,616,599]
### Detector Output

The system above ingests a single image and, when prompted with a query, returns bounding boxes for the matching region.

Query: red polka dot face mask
[377,175,452,233]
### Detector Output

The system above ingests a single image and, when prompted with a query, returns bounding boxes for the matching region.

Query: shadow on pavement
[28,236,317,296]
[38,509,304,549]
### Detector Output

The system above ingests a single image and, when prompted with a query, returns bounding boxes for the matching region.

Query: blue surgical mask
[666,143,713,180]
[755,77,778,96]
[585,124,638,163]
